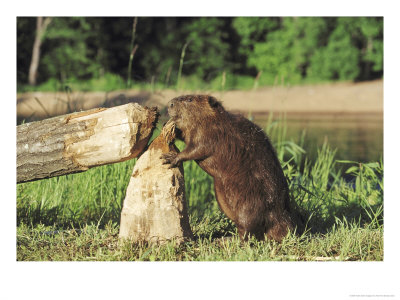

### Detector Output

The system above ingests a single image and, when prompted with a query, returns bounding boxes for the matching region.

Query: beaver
[161,94,297,241]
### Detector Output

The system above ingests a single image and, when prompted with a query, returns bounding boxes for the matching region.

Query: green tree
[181,17,233,81]
[233,17,329,84]
[17,17,36,85]
[132,17,186,84]
[232,17,279,78]
[309,18,361,81]
[232,17,279,53]
[40,17,102,83]
[17,17,383,89]
[309,17,383,81]
[358,17,383,79]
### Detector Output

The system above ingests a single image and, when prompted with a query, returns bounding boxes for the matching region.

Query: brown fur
[161,94,297,241]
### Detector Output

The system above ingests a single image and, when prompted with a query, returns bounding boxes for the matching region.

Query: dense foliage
[17,17,383,90]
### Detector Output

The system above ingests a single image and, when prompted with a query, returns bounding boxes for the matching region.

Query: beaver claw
[161,152,178,168]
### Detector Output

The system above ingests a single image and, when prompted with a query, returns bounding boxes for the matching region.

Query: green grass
[17,217,382,261]
[17,71,341,94]
[16,116,384,261]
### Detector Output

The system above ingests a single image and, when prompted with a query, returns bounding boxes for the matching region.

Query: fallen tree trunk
[17,103,158,183]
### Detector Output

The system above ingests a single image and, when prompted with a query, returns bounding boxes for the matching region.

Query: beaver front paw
[161,152,179,168]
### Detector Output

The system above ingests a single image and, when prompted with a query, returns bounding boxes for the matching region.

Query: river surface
[254,112,383,163]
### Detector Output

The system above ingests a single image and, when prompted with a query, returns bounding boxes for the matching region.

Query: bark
[17,103,158,183]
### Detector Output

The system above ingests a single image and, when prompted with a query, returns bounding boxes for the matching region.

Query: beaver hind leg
[235,215,267,241]
[236,210,294,242]
[265,211,294,242]
[237,226,264,241]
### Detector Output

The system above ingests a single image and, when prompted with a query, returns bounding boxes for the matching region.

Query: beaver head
[167,94,224,130]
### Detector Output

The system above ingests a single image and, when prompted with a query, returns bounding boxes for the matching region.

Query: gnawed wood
[17,103,158,183]
[119,120,193,244]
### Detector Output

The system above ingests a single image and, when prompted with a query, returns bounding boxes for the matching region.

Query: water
[255,113,383,163]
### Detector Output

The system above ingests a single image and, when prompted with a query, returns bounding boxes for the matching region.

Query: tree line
[17,17,383,90]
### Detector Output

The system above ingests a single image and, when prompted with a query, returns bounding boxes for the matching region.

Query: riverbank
[17,79,383,121]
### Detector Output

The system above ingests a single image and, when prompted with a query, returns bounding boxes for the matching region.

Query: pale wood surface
[17,103,158,183]
[119,121,193,243]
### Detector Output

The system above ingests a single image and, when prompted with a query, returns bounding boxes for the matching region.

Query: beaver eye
[187,97,193,102]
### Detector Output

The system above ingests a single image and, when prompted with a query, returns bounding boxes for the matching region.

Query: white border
[2,1,399,299]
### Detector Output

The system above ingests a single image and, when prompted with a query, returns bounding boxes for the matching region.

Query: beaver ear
[208,96,221,108]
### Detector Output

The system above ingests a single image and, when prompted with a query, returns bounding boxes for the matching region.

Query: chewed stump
[119,121,193,244]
